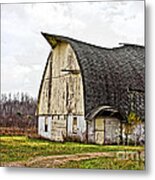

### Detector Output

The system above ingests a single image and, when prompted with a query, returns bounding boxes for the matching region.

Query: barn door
[95,118,105,145]
[104,118,121,144]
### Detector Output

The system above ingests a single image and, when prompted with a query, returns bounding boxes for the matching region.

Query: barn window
[73,117,77,134]
[45,118,48,132]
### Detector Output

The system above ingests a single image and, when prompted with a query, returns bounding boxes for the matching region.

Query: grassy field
[54,157,144,170]
[0,136,144,170]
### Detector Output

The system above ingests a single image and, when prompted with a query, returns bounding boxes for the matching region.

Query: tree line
[0,92,37,130]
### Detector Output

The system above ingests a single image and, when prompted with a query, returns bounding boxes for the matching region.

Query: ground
[0,136,145,170]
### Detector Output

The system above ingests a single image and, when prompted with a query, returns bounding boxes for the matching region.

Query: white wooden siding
[38,116,52,139]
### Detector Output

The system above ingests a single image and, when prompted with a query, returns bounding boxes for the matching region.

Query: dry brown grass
[0,127,37,137]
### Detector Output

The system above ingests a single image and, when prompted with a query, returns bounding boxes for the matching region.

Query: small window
[45,118,48,132]
[73,117,77,134]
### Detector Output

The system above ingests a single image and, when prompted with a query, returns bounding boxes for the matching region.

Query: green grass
[0,135,144,164]
[55,157,145,170]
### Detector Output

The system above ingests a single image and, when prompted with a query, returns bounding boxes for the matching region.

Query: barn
[37,32,145,145]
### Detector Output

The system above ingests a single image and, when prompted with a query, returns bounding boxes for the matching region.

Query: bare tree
[0,92,37,135]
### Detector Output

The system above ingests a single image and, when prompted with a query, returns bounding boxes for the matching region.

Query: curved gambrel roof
[41,32,145,121]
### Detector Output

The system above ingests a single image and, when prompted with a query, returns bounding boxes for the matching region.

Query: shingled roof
[42,33,145,121]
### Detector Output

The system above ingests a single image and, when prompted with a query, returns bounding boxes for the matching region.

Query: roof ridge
[41,32,144,50]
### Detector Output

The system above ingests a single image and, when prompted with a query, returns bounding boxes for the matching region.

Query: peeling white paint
[88,117,121,145]
[88,120,95,143]
[38,115,86,141]
[67,114,86,140]
[38,116,52,139]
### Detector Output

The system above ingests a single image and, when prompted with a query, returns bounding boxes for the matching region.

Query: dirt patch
[1,152,115,168]
[2,151,144,168]
[26,152,115,168]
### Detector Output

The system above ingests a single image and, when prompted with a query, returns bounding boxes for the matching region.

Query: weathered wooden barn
[37,32,145,145]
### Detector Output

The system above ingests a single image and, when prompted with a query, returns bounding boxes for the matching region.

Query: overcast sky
[1,0,144,98]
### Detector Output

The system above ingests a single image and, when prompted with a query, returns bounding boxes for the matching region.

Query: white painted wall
[38,115,86,141]
[38,116,52,139]
[88,120,95,143]
[67,115,86,140]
